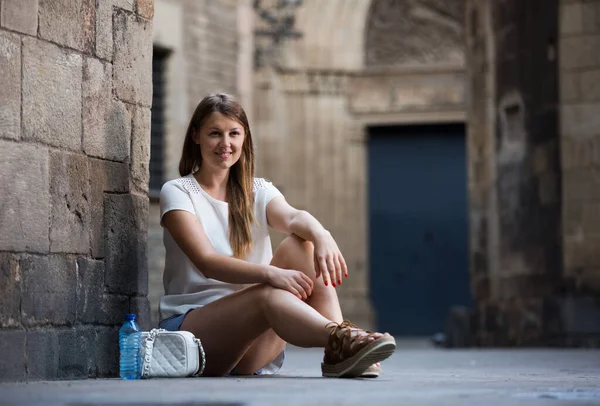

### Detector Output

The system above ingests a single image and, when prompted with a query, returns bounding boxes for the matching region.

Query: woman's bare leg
[232,235,344,374]
[180,283,332,376]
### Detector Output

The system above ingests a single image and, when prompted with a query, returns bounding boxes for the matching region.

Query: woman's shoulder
[253,177,275,192]
[161,174,200,196]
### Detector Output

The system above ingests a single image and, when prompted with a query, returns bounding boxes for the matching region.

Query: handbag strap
[141,328,206,378]
[141,328,159,378]
[195,337,207,377]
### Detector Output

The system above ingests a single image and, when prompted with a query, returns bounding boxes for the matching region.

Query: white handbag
[140,328,206,378]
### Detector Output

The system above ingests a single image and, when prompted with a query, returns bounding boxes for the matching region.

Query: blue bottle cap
[125,314,136,321]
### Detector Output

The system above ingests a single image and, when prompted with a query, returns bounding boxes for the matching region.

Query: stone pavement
[1,340,599,406]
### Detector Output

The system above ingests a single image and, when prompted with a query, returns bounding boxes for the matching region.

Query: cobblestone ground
[1,341,599,406]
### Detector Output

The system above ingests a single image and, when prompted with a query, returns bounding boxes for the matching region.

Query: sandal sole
[321,336,396,378]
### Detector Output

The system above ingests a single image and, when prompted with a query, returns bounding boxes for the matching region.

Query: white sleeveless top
[158,174,283,320]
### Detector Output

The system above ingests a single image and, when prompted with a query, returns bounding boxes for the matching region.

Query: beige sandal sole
[321,336,396,378]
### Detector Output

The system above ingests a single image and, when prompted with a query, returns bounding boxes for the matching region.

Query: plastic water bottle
[119,313,142,380]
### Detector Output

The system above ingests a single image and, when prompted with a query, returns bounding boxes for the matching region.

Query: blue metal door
[368,124,471,336]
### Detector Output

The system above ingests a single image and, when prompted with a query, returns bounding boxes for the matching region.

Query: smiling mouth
[216,152,232,159]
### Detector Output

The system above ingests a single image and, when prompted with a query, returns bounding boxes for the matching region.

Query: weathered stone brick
[104,194,148,295]
[26,329,58,380]
[563,168,600,201]
[22,37,82,151]
[559,296,600,334]
[0,329,26,382]
[57,327,95,378]
[0,141,49,253]
[95,0,113,60]
[130,296,151,330]
[21,255,77,326]
[114,0,136,11]
[39,0,95,53]
[564,236,600,270]
[83,57,132,162]
[94,326,119,377]
[561,136,600,169]
[560,71,580,103]
[562,103,600,138]
[0,0,38,35]
[77,258,129,324]
[49,151,91,254]
[89,159,130,258]
[0,253,21,328]
[0,31,21,141]
[137,0,154,19]
[130,105,151,194]
[113,9,153,106]
[560,35,600,70]
[580,68,600,102]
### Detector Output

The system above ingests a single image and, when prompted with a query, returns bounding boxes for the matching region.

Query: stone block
[104,194,148,295]
[49,151,91,254]
[0,329,26,382]
[0,141,49,253]
[57,327,95,378]
[94,326,119,377]
[114,0,135,11]
[26,329,59,380]
[137,0,154,19]
[95,0,113,60]
[0,31,21,140]
[21,255,77,326]
[563,168,600,201]
[560,296,600,334]
[89,159,130,258]
[130,105,151,194]
[83,57,132,161]
[0,253,21,328]
[561,136,600,169]
[444,306,474,348]
[130,296,151,330]
[0,0,38,35]
[77,258,129,324]
[560,71,580,103]
[561,103,600,138]
[39,0,95,53]
[580,68,600,102]
[22,37,82,151]
[560,1,600,34]
[113,9,153,106]
[560,35,600,70]
[564,236,600,270]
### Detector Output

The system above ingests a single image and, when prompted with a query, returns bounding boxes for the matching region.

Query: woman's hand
[265,265,314,300]
[312,231,348,288]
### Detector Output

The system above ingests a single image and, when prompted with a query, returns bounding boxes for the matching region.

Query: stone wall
[559,0,600,345]
[466,0,600,346]
[0,0,153,381]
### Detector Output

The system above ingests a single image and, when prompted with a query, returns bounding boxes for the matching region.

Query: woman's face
[194,112,245,171]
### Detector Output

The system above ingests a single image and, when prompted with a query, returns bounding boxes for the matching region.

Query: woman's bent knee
[273,235,316,282]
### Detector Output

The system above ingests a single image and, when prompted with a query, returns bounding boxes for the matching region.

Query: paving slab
[0,340,599,406]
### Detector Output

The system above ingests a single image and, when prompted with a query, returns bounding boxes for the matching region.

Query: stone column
[0,0,153,381]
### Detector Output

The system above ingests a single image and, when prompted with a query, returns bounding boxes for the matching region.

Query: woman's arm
[162,209,313,299]
[266,196,348,287]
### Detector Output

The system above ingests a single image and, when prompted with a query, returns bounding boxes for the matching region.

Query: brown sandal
[321,320,396,378]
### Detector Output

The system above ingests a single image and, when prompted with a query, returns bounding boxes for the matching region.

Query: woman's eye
[230,131,239,137]
[209,131,220,137]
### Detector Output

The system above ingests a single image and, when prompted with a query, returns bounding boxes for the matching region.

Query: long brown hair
[179,93,256,259]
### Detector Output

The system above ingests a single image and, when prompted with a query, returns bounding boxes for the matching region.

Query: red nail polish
[338,280,342,285]
[325,281,328,286]
[333,282,336,287]
[345,274,348,278]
